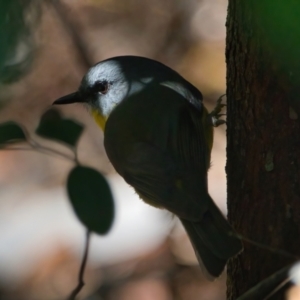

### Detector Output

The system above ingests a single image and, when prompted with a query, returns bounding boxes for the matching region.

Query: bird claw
[208,94,227,127]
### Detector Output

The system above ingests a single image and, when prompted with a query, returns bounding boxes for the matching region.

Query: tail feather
[180,195,243,278]
[181,219,227,278]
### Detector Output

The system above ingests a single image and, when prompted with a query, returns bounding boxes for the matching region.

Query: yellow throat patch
[92,109,107,131]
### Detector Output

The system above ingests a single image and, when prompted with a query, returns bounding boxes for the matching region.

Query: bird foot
[208,94,226,127]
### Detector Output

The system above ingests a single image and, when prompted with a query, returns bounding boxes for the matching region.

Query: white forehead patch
[80,59,131,117]
[84,60,125,87]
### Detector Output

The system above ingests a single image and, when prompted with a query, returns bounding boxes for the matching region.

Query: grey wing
[169,98,210,174]
[160,80,211,172]
[117,85,211,221]
[122,142,209,222]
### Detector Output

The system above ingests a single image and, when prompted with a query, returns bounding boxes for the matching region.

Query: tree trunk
[226,1,300,299]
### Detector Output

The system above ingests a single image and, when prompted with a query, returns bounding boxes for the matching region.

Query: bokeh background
[0,0,228,299]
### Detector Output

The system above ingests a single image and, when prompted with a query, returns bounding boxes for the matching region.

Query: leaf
[36,108,84,147]
[0,122,26,145]
[67,166,114,235]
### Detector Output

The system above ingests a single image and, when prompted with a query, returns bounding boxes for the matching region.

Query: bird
[53,55,242,278]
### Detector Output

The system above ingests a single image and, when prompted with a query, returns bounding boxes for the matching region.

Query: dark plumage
[53,55,243,278]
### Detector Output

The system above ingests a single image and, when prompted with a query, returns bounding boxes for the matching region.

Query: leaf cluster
[0,108,115,235]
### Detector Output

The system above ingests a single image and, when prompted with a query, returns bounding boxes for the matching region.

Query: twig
[28,139,75,162]
[68,230,91,300]
[263,277,291,300]
[72,147,80,165]
[0,147,77,163]
[237,265,291,300]
[230,232,299,260]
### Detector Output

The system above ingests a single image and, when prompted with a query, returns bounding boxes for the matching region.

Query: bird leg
[208,94,226,127]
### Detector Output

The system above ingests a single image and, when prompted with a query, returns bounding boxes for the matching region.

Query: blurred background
[0,0,228,299]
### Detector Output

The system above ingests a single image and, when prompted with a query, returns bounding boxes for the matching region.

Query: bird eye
[94,80,109,95]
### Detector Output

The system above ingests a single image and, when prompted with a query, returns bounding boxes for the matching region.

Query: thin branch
[28,139,75,162]
[237,265,291,300]
[263,277,291,300]
[72,147,80,165]
[3,142,76,162]
[231,232,299,260]
[1,146,34,152]
[68,230,91,300]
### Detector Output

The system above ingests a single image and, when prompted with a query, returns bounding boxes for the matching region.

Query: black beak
[53,92,84,105]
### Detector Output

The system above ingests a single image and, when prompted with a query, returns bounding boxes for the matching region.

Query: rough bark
[226,1,300,299]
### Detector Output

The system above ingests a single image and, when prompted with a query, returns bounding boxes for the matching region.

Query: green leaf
[0,122,26,145]
[67,166,114,235]
[36,109,84,147]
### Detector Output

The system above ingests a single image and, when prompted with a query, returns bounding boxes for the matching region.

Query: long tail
[180,194,242,278]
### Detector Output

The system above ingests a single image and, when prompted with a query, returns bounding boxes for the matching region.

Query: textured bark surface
[226,1,300,299]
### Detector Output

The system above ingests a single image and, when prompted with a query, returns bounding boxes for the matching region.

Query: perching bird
[53,55,242,278]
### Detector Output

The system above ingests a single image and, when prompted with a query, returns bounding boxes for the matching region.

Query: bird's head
[53,58,130,120]
[53,56,202,129]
